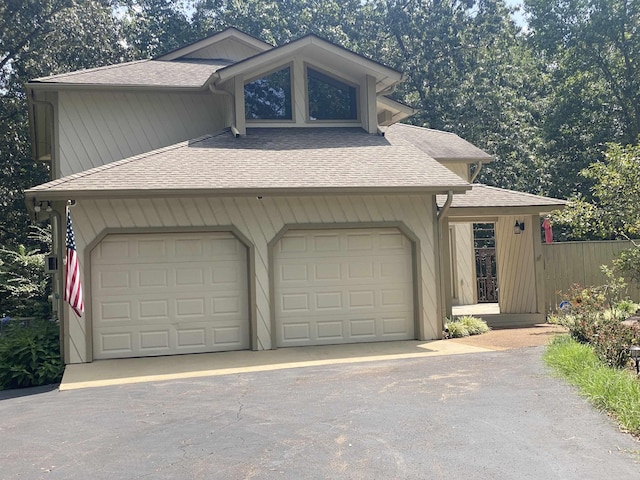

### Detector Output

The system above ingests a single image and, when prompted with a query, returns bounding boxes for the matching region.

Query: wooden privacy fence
[542,240,640,312]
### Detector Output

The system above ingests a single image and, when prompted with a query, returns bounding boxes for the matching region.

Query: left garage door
[91,232,249,359]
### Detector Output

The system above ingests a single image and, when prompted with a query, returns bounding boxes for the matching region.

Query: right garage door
[274,228,415,347]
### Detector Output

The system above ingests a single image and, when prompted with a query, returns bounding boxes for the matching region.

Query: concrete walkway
[61,339,490,390]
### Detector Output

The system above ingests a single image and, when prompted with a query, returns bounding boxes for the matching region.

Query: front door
[475,247,498,303]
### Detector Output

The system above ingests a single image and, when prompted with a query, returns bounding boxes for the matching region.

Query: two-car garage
[90,227,416,360]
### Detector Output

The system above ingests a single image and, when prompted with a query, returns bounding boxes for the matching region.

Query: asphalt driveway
[1,346,638,479]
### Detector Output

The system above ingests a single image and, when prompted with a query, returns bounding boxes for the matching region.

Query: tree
[525,0,640,199]
[551,140,640,241]
[0,0,124,248]
[119,0,198,58]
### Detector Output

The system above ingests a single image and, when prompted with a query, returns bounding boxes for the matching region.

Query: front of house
[25,28,564,364]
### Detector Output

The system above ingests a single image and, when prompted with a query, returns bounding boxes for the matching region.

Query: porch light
[630,346,640,375]
[513,220,524,234]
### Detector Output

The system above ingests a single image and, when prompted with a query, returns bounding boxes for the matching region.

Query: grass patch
[544,335,640,437]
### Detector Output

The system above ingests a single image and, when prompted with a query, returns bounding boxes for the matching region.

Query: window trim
[244,62,295,123]
[304,64,360,124]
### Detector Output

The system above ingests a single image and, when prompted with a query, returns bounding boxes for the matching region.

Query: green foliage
[525,0,640,199]
[550,141,640,241]
[0,225,51,319]
[613,246,640,283]
[0,320,64,390]
[553,281,639,368]
[544,336,640,437]
[444,315,490,338]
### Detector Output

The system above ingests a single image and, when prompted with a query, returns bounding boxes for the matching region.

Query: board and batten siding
[495,215,538,314]
[543,240,640,311]
[57,90,229,177]
[64,195,439,364]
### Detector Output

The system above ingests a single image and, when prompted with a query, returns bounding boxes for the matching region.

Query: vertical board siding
[543,241,640,311]
[66,195,438,363]
[496,215,537,313]
[186,39,262,61]
[58,91,229,176]
[453,223,476,305]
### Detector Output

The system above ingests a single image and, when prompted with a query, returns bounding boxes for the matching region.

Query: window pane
[244,67,292,120]
[307,68,357,120]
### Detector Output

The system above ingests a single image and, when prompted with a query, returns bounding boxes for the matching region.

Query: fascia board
[445,205,566,217]
[377,96,416,115]
[25,185,470,202]
[26,82,207,93]
[214,35,402,86]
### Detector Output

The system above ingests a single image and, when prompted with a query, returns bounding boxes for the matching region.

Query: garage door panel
[275,227,415,347]
[92,232,249,359]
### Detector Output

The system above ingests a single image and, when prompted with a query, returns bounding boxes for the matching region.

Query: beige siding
[444,163,469,182]
[452,223,476,305]
[65,195,439,363]
[57,91,229,176]
[186,38,264,61]
[495,215,537,313]
[543,240,640,311]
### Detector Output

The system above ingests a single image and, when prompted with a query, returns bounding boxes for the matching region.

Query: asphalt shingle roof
[437,184,566,210]
[27,128,470,199]
[30,59,231,88]
[384,123,493,162]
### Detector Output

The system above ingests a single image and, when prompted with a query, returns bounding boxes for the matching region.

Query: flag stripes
[64,209,84,317]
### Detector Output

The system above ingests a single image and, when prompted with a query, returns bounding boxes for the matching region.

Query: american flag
[64,210,84,317]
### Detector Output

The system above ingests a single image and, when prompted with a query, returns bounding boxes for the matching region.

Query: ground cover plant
[544,335,640,437]
[444,315,490,338]
[0,320,63,390]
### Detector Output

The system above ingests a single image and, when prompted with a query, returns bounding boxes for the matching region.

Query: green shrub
[0,320,64,390]
[444,316,490,338]
[553,282,640,368]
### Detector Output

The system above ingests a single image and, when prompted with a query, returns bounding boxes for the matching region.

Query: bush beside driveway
[0,347,638,479]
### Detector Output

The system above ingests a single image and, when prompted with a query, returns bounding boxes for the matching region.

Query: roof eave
[435,156,494,164]
[444,204,566,218]
[26,185,470,202]
[214,35,402,87]
[26,81,209,93]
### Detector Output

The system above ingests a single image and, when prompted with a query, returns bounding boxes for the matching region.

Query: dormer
[210,34,412,134]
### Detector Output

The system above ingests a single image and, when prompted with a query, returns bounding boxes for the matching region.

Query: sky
[505,0,527,28]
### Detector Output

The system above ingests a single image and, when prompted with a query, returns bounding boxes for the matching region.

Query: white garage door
[91,232,249,359]
[274,228,415,347]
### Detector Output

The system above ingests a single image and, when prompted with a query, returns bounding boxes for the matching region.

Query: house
[24,28,565,364]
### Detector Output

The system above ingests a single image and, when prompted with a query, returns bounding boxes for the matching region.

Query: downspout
[208,84,240,137]
[470,161,483,183]
[437,190,454,221]
[436,190,454,337]
[28,90,57,177]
